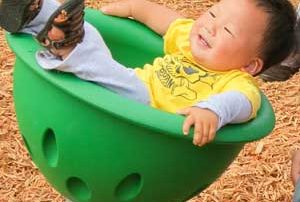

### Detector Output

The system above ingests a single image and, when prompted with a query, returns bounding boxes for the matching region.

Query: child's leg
[0,0,59,35]
[21,0,60,35]
[0,0,41,33]
[35,3,150,105]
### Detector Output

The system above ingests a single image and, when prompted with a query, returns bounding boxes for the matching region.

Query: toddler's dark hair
[255,0,296,72]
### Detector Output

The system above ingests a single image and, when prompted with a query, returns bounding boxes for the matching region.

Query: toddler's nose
[205,24,216,36]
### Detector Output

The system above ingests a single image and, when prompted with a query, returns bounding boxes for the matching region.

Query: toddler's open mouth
[197,34,211,48]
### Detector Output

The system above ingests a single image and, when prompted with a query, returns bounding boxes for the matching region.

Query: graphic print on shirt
[155,55,220,100]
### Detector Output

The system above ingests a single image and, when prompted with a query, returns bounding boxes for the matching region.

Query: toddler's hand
[292,150,300,186]
[101,0,133,17]
[178,107,219,147]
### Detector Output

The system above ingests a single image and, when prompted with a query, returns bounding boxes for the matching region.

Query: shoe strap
[38,1,85,50]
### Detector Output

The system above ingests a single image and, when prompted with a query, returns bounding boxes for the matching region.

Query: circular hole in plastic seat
[42,128,58,167]
[67,177,91,201]
[115,173,143,201]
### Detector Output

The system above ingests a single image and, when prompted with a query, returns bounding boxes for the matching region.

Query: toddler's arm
[101,0,183,35]
[178,91,252,146]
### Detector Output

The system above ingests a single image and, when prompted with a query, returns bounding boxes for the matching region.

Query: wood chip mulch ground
[0,0,299,201]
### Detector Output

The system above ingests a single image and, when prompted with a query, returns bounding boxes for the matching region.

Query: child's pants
[22,0,151,105]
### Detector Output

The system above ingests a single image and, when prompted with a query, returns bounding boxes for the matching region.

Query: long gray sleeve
[36,23,150,105]
[194,91,253,130]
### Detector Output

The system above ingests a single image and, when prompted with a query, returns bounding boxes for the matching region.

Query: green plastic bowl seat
[6,9,275,202]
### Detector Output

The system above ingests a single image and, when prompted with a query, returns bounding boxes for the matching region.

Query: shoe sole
[0,0,33,33]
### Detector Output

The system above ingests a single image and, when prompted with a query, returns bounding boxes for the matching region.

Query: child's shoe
[0,0,43,33]
[36,0,85,59]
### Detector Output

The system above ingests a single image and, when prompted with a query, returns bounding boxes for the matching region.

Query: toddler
[0,0,296,147]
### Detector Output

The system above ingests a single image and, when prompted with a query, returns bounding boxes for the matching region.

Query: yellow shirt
[135,19,261,119]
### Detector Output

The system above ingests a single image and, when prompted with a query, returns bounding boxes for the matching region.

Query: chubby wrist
[194,103,222,129]
[129,0,148,17]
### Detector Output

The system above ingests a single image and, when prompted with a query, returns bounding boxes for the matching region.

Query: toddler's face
[190,0,267,73]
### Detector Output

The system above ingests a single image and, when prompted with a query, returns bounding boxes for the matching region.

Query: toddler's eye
[224,27,234,37]
[209,11,216,18]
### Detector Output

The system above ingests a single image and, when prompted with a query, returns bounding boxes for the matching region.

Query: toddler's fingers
[208,124,217,143]
[182,115,193,135]
[101,1,131,17]
[199,124,209,146]
[193,122,203,145]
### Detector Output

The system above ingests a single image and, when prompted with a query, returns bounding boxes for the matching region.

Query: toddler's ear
[242,58,264,75]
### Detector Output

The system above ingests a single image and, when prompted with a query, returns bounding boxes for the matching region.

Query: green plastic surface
[7,9,275,202]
